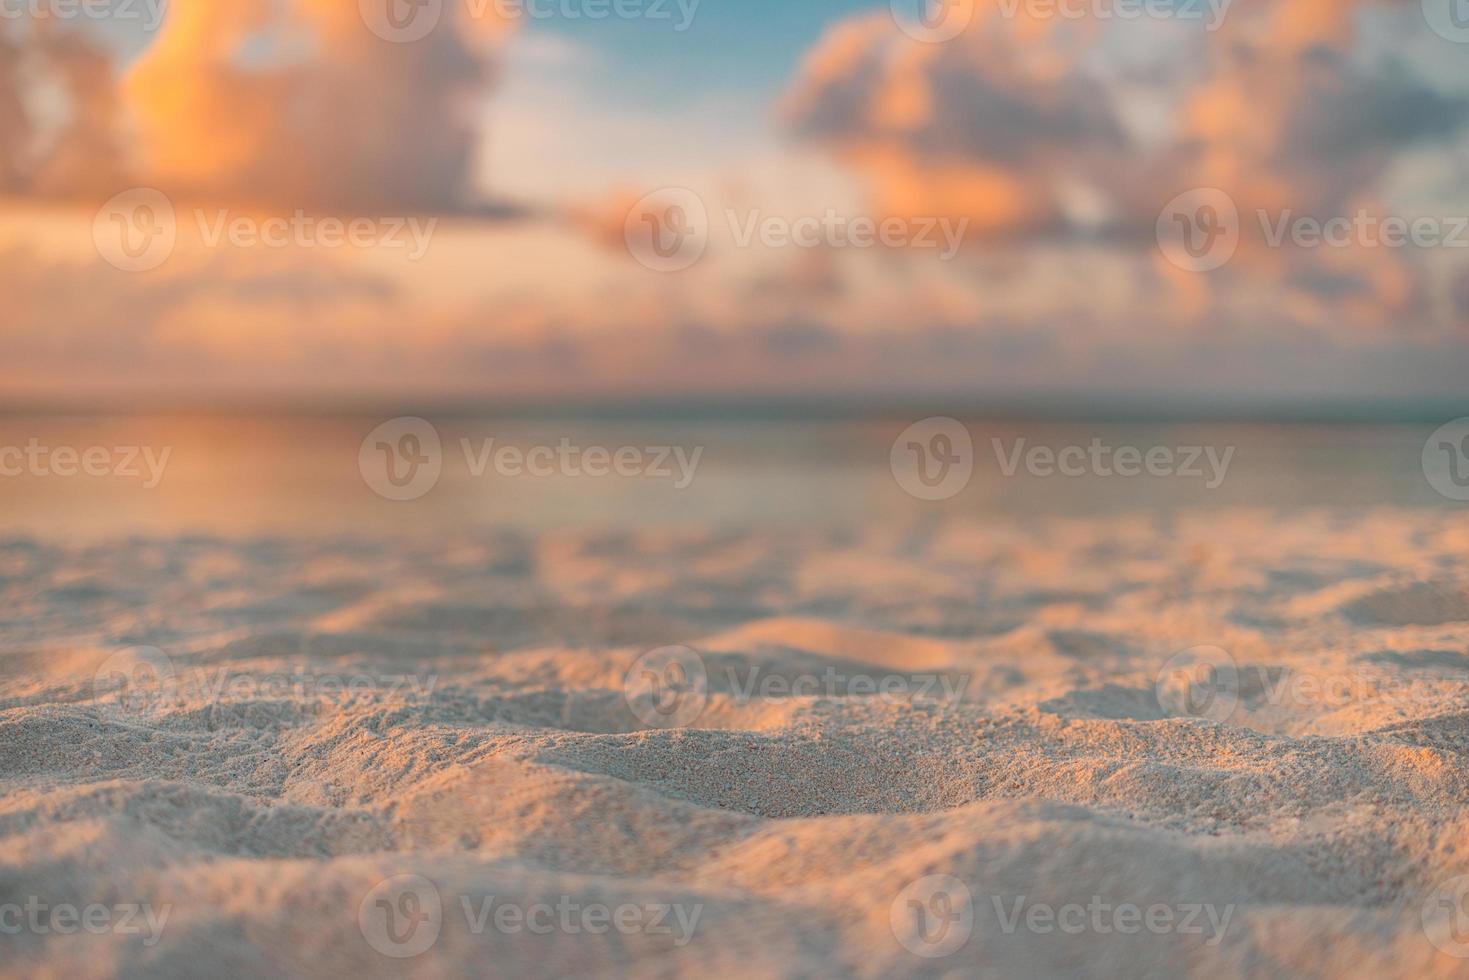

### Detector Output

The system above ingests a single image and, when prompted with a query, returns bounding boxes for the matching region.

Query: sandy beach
[3,500,1469,977]
[4,0,1468,971]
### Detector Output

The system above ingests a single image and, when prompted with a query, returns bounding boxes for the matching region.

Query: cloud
[0,21,126,198]
[29,28,126,199]
[779,0,1469,328]
[3,0,515,212]
[1169,5,1468,219]
[1,204,1464,408]
[2,1,1466,409]
[0,33,28,192]
[783,12,1128,238]
[783,1,1468,239]
[122,0,516,211]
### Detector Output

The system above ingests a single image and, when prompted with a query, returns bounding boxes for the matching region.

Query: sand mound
[3,510,1469,977]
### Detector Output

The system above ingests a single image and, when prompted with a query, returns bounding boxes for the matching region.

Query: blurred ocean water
[0,415,1459,540]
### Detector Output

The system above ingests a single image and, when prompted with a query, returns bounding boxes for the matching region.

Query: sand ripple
[2,510,1469,977]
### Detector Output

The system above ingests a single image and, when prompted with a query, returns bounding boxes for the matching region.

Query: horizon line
[0,394,1465,424]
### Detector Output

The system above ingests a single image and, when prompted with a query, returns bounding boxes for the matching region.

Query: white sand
[2,508,1469,977]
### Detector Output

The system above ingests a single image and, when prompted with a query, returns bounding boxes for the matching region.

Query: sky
[1,0,1468,411]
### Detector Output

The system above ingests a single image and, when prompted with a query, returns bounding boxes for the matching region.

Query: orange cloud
[783,10,1120,239]
[3,0,515,211]
[783,0,1467,324]
[0,23,125,198]
[121,0,515,212]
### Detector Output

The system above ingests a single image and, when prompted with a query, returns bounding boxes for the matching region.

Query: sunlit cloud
[0,0,1465,408]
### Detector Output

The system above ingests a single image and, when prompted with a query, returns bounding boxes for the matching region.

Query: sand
[3,508,1469,977]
